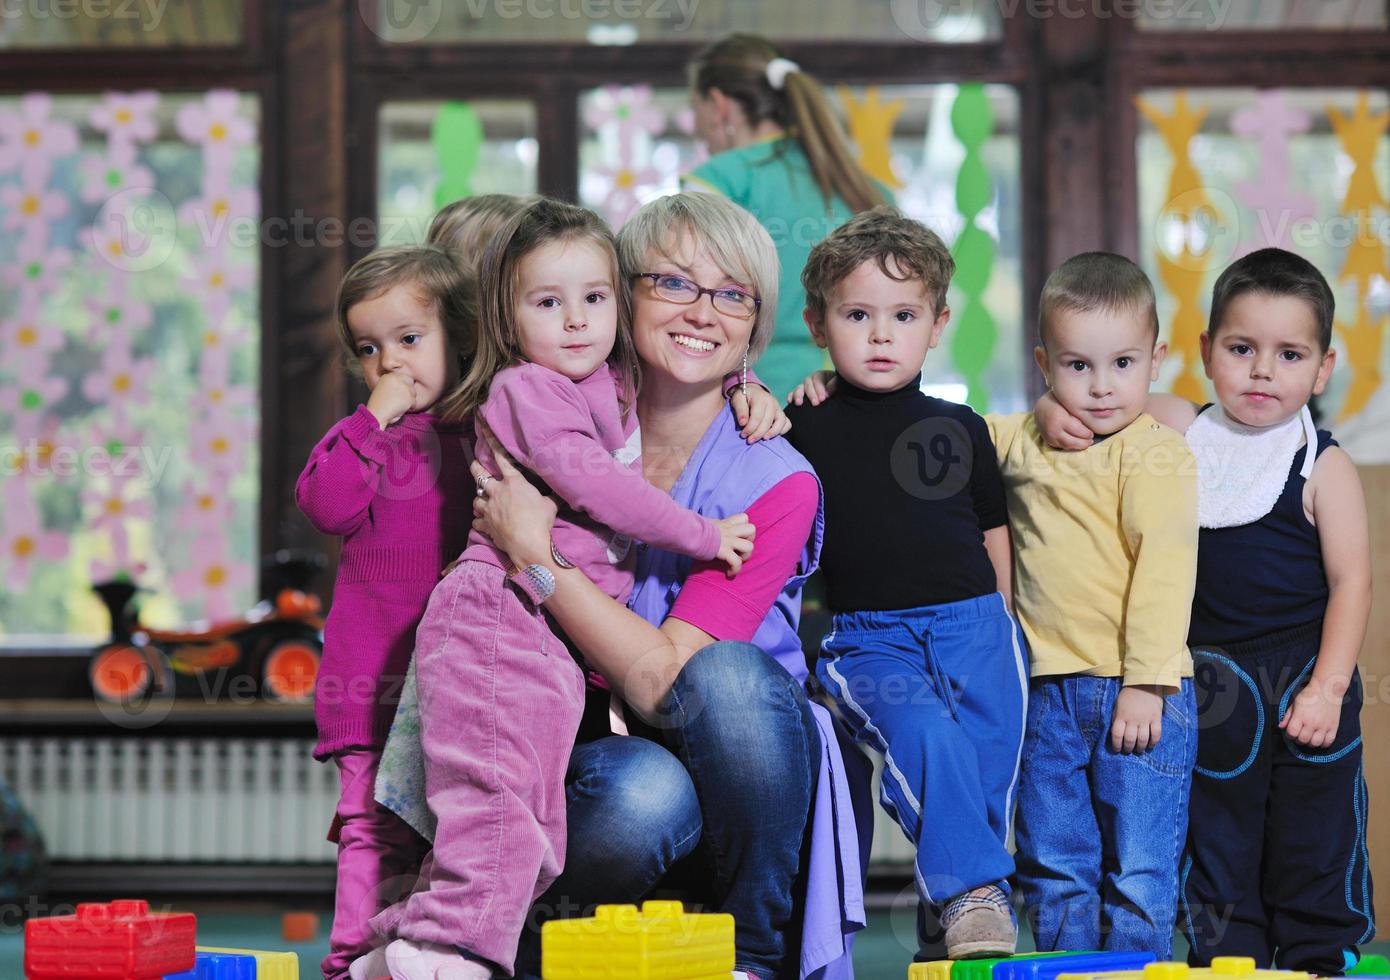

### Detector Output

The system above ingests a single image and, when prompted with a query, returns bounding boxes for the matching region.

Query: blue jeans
[1015,675,1197,957]
[514,641,820,980]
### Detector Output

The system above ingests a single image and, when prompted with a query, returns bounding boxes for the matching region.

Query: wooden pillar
[261,0,351,597]
[1023,7,1115,400]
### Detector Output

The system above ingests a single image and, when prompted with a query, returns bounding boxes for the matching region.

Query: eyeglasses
[633,273,761,320]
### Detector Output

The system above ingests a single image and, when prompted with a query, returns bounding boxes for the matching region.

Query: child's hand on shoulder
[730,384,792,443]
[715,513,755,578]
[1110,684,1167,753]
[1036,391,1093,450]
[788,371,836,407]
[1279,678,1344,748]
[367,371,417,429]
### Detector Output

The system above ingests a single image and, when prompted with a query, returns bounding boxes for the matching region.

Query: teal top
[684,137,893,399]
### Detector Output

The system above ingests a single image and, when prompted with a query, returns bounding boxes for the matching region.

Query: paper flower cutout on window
[0,93,80,185]
[174,487,235,536]
[83,479,153,572]
[81,346,156,409]
[187,412,255,477]
[192,383,255,415]
[181,249,256,299]
[85,292,154,343]
[1,308,66,369]
[0,497,68,590]
[170,533,254,620]
[5,240,72,293]
[1,185,68,233]
[78,145,156,205]
[0,374,70,422]
[584,85,667,138]
[175,90,255,149]
[178,185,260,247]
[590,161,662,228]
[89,91,160,145]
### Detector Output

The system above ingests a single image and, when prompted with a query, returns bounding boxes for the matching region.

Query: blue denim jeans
[1015,675,1197,957]
[513,641,820,980]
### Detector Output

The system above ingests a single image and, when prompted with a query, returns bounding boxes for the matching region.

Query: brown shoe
[941,884,1017,959]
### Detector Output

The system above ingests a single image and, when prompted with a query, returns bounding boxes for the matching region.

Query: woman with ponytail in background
[684,33,891,399]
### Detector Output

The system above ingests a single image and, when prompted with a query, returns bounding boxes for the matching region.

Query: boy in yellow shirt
[986,253,1197,955]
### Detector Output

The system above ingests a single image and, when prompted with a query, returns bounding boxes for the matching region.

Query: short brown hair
[335,244,476,378]
[428,193,540,265]
[1208,247,1334,351]
[1038,252,1159,347]
[439,198,637,423]
[801,206,954,323]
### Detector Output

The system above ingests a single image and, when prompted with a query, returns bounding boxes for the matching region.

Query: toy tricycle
[89,551,325,706]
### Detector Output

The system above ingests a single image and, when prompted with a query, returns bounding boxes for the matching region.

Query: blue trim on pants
[816,591,1028,906]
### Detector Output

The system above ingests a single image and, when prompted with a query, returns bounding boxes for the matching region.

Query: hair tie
[764,57,800,91]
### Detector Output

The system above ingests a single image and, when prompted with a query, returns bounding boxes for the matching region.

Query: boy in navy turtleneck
[784,207,1027,960]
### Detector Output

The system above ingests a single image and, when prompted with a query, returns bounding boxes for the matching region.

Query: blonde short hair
[617,193,779,360]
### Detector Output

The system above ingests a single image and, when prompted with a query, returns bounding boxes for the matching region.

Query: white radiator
[0,737,338,863]
[0,734,915,870]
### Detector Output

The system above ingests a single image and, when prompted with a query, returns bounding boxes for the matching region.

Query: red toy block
[24,898,196,979]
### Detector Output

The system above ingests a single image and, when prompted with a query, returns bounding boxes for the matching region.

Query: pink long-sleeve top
[465,361,722,603]
[296,406,473,759]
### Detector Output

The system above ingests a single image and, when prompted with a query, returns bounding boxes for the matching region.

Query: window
[377,100,540,246]
[0,91,260,639]
[1136,86,1390,457]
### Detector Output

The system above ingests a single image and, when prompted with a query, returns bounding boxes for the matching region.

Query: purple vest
[628,408,866,980]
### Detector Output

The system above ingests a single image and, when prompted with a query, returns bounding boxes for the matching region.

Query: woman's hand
[471,424,557,568]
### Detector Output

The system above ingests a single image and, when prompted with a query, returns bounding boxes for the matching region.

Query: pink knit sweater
[296,405,473,759]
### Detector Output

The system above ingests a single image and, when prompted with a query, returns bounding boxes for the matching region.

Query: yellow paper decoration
[1137,91,1211,402]
[1334,301,1386,421]
[839,86,904,189]
[1327,91,1390,421]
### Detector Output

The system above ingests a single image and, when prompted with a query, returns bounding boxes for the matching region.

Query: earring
[741,347,749,400]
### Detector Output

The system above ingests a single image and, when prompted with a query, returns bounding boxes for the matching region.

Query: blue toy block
[163,949,258,980]
[995,951,1158,980]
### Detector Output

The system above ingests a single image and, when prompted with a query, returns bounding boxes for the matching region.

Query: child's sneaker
[940,884,1016,959]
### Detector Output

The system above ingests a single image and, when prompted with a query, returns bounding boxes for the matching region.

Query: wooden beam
[265,0,352,599]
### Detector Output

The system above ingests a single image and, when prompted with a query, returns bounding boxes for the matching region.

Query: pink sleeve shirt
[468,362,722,602]
[669,472,819,641]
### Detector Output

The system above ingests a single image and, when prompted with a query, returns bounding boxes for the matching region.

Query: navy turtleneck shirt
[785,374,1008,613]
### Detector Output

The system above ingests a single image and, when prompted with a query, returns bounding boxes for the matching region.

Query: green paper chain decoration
[431,101,483,210]
[949,84,997,412]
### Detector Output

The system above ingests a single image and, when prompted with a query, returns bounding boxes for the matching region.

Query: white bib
[1186,403,1317,529]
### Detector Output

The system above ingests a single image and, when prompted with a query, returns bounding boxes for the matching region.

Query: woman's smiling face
[631,232,758,390]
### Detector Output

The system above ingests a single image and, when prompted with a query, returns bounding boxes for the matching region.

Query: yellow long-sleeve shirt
[986,412,1198,688]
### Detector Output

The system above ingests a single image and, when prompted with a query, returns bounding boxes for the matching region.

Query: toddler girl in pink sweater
[296,245,478,980]
[369,199,755,980]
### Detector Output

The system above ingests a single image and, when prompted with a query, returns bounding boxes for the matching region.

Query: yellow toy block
[199,946,299,980]
[541,900,734,980]
[1058,958,1312,980]
[908,961,955,980]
